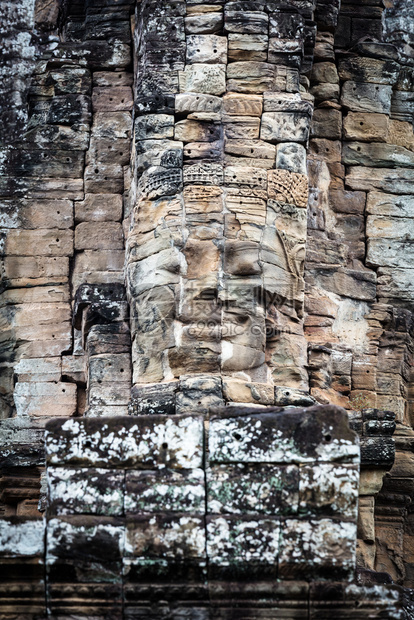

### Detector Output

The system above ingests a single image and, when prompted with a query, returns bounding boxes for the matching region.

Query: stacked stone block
[305,0,414,421]
[39,404,397,618]
[0,516,45,616]
[73,282,131,416]
[302,0,414,585]
[0,0,134,517]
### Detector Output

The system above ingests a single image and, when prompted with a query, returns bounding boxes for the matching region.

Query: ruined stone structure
[1,0,414,617]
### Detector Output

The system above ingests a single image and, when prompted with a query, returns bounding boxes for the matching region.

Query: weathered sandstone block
[46,416,204,469]
[341,81,392,114]
[261,111,310,142]
[343,112,389,142]
[179,64,226,95]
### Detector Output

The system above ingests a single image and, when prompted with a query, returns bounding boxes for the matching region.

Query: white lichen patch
[125,516,206,559]
[315,425,360,464]
[210,415,360,465]
[125,468,205,514]
[279,518,357,579]
[206,517,280,565]
[299,464,359,519]
[162,416,204,468]
[207,464,299,515]
[209,417,303,463]
[345,583,400,607]
[47,518,125,562]
[46,416,203,469]
[42,408,362,582]
[47,467,124,516]
[0,518,45,556]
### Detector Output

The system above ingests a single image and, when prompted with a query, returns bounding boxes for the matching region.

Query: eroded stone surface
[279,519,357,580]
[209,405,359,464]
[0,518,44,556]
[207,464,299,515]
[45,416,204,469]
[125,469,205,514]
[47,467,124,516]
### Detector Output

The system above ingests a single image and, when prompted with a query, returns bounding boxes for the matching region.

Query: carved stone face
[127,172,308,387]
[127,40,312,390]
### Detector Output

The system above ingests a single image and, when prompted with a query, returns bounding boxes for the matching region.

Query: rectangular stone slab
[52,41,131,70]
[342,142,414,168]
[367,238,414,268]
[186,34,228,64]
[47,516,124,561]
[0,517,45,557]
[378,267,414,304]
[263,93,313,115]
[45,415,203,469]
[366,192,414,218]
[179,64,226,95]
[227,61,276,93]
[260,112,310,142]
[46,516,124,583]
[2,229,73,257]
[125,514,206,560]
[130,382,178,416]
[13,382,77,418]
[346,167,414,194]
[338,57,399,85]
[206,515,279,579]
[391,91,414,122]
[278,518,357,580]
[342,112,389,142]
[208,405,359,464]
[14,356,62,383]
[47,467,124,516]
[125,469,205,514]
[359,437,395,469]
[340,82,392,114]
[228,33,268,62]
[0,198,73,230]
[298,464,359,519]
[0,418,45,467]
[207,464,299,515]
[1,255,69,287]
[224,10,268,34]
[175,93,222,114]
[366,215,414,240]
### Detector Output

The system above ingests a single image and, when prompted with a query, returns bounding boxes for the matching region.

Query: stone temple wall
[1,0,414,617]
